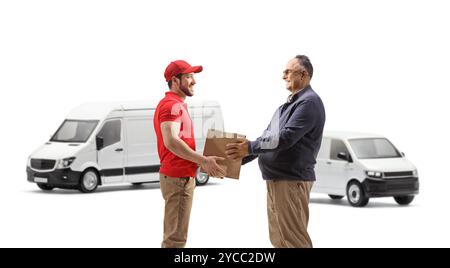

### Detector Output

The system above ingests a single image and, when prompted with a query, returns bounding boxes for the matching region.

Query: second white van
[26,101,224,193]
[313,131,419,207]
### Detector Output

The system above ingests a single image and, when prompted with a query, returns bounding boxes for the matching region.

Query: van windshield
[50,120,99,143]
[348,138,402,159]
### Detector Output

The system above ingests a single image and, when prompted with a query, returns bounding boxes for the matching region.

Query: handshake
[199,129,250,179]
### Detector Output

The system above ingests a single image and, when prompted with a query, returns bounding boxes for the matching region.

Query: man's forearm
[165,137,205,165]
[242,154,258,165]
[249,128,302,154]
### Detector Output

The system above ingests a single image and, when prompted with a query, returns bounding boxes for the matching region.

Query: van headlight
[57,157,76,169]
[366,170,382,178]
[27,156,31,167]
[412,169,418,177]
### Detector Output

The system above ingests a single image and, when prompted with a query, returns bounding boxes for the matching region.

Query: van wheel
[329,195,344,200]
[394,195,414,205]
[347,181,369,207]
[37,183,54,191]
[79,169,99,193]
[195,169,209,186]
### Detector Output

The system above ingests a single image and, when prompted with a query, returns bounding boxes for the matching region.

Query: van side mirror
[337,152,352,162]
[96,136,104,151]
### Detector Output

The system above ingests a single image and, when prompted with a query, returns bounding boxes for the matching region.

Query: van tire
[394,195,414,205]
[329,195,344,200]
[37,183,54,191]
[79,169,99,193]
[347,181,369,207]
[195,169,209,186]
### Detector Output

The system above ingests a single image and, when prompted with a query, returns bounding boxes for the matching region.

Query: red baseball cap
[164,60,203,82]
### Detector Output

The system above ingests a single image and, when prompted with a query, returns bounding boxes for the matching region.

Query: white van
[313,131,419,207]
[27,101,224,193]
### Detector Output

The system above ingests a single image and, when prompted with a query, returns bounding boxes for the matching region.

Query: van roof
[66,100,220,120]
[324,131,385,140]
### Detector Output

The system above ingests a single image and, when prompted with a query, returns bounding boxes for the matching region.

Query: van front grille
[385,180,417,191]
[383,171,414,178]
[31,159,56,170]
[365,178,419,193]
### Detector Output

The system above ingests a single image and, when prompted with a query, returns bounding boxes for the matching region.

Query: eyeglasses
[283,69,303,76]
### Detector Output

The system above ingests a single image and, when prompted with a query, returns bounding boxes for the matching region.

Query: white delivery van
[27,101,224,193]
[313,131,419,207]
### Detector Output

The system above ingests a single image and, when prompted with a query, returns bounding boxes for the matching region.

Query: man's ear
[172,76,179,86]
[301,71,306,79]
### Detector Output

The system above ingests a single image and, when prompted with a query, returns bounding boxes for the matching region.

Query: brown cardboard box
[202,129,246,179]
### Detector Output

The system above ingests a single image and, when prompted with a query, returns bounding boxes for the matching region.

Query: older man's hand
[225,139,250,161]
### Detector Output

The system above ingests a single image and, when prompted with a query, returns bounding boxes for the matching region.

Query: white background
[1,0,449,247]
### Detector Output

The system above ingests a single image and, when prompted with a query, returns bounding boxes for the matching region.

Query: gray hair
[295,55,313,78]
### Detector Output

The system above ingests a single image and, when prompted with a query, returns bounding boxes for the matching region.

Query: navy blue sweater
[244,85,326,181]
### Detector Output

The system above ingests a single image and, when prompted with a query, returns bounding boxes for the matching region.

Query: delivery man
[154,60,226,248]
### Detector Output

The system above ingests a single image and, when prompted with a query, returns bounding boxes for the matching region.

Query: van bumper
[362,177,419,197]
[26,167,81,189]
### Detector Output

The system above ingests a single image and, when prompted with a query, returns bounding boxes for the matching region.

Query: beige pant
[267,180,314,248]
[159,173,196,248]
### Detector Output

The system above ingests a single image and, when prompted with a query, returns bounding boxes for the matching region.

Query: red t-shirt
[154,91,197,178]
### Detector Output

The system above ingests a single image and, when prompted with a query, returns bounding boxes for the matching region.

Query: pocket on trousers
[160,174,184,189]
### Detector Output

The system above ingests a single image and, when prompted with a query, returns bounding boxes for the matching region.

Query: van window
[330,139,349,160]
[51,120,98,143]
[349,138,401,159]
[98,120,121,148]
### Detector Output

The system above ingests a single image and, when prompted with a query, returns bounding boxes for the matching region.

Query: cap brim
[183,65,203,74]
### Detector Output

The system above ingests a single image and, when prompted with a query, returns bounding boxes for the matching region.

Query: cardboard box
[202,129,246,179]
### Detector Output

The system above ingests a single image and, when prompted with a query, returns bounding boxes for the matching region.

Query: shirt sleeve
[247,118,273,155]
[159,100,183,123]
[249,100,316,154]
[242,154,258,165]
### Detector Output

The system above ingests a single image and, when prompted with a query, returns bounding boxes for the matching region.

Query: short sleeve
[159,100,184,123]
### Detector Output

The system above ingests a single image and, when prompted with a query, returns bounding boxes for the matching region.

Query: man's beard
[180,84,193,97]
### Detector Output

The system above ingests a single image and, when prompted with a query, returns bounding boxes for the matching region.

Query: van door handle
[326,161,332,165]
[115,148,123,152]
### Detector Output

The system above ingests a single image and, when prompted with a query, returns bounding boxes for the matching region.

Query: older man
[226,55,325,248]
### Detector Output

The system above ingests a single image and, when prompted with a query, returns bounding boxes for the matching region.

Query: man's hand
[200,156,226,178]
[225,139,250,161]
